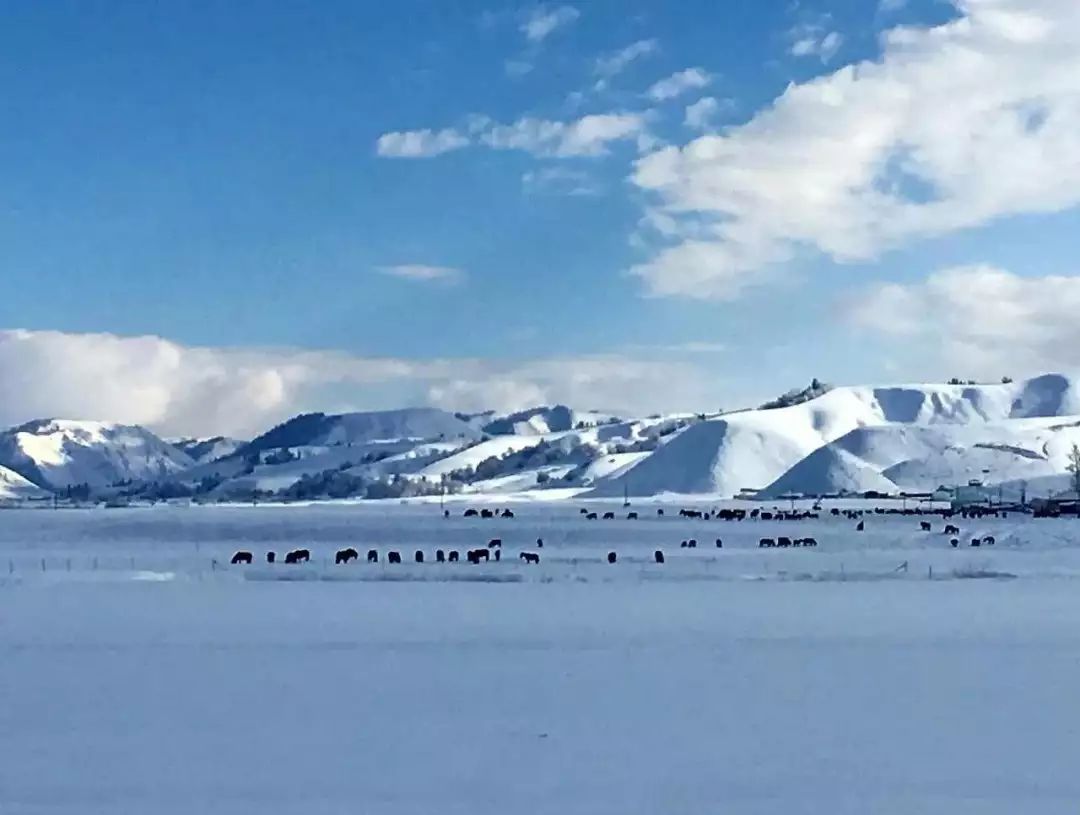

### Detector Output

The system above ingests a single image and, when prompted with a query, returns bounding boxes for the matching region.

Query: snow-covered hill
[478,405,624,436]
[592,375,1080,499]
[172,436,245,464]
[0,419,195,490]
[241,408,480,455]
[0,465,50,500]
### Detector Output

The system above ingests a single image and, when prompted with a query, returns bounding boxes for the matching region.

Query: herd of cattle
[226,501,1007,567]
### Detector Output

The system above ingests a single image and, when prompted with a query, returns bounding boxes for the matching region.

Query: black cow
[950,538,959,548]
[502,509,515,519]
[586,512,598,520]
[715,538,723,548]
[856,521,865,532]
[536,537,544,548]
[388,551,402,564]
[488,538,502,549]
[759,538,775,548]
[520,552,540,564]
[801,537,818,548]
[984,535,996,546]
[603,512,616,520]
[415,550,424,563]
[607,551,617,564]
[367,549,378,563]
[448,550,459,562]
[481,509,494,519]
[944,524,960,536]
[284,549,310,564]
[657,508,665,516]
[777,536,792,548]
[335,548,359,565]
[654,550,665,563]
[970,538,981,547]
[266,551,276,564]
[231,551,253,565]
[688,539,697,548]
[464,508,478,518]
[436,549,446,563]
[920,522,932,532]
[627,512,638,520]
[467,548,490,564]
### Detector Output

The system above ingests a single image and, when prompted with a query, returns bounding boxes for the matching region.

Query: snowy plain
[4,500,1080,814]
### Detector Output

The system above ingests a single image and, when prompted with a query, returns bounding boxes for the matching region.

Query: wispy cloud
[646,68,712,102]
[522,166,602,196]
[788,23,844,63]
[683,96,734,130]
[594,39,659,79]
[482,112,650,157]
[521,5,580,43]
[375,128,469,158]
[377,265,466,284]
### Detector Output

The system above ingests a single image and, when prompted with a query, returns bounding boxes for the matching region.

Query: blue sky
[3,0,1080,435]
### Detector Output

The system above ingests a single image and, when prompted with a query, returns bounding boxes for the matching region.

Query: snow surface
[0,465,48,500]
[4,501,1080,813]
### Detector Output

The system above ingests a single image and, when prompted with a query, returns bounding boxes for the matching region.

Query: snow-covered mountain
[0,419,195,490]
[6,374,1080,502]
[0,464,49,500]
[172,436,245,464]
[241,408,480,455]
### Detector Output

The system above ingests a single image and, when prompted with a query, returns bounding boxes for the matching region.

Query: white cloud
[522,166,601,196]
[594,39,659,79]
[683,96,734,130]
[842,265,1080,377]
[790,28,844,62]
[0,329,721,438]
[482,112,649,157]
[630,0,1080,299]
[645,67,712,102]
[521,5,580,43]
[375,128,469,158]
[377,265,465,284]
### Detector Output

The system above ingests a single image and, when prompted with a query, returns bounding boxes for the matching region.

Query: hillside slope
[0,420,195,490]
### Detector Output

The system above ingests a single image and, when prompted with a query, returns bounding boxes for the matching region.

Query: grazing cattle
[463,509,478,518]
[607,552,617,564]
[443,510,450,519]
[481,509,494,519]
[984,535,996,546]
[716,538,723,548]
[759,538,776,548]
[488,538,503,549]
[436,549,446,563]
[920,522,932,532]
[971,538,981,547]
[580,508,589,514]
[657,508,665,516]
[231,551,253,565]
[603,512,616,520]
[680,541,688,548]
[502,509,515,519]
[388,551,402,564]
[467,548,490,564]
[944,524,960,536]
[448,550,459,562]
[415,550,424,563]
[586,512,598,520]
[627,512,638,520]
[367,549,378,563]
[654,550,665,564]
[688,539,697,548]
[856,521,865,532]
[800,537,818,548]
[335,548,359,565]
[777,536,792,548]
[266,551,276,564]
[520,552,540,565]
[950,538,959,548]
[494,549,501,562]
[536,538,544,548]
[284,549,310,564]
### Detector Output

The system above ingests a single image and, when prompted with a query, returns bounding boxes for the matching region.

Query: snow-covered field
[4,501,1080,813]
